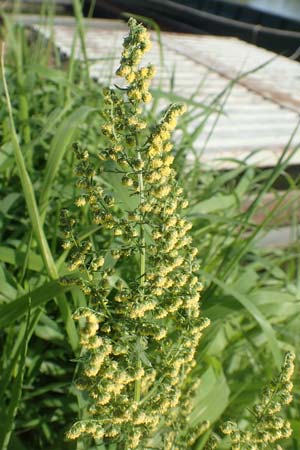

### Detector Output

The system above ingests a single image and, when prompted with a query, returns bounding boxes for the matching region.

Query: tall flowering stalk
[220,351,295,450]
[63,18,210,449]
[62,18,295,450]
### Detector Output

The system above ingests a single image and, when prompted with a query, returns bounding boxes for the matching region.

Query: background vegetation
[0,10,299,450]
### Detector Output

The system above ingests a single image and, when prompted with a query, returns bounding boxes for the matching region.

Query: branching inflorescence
[62,18,295,450]
[63,18,210,449]
[220,351,295,450]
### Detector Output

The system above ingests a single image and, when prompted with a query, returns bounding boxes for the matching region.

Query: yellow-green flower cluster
[220,351,295,450]
[64,17,210,449]
[160,377,211,449]
[116,17,155,104]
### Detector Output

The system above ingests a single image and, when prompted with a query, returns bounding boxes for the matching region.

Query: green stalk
[17,28,31,147]
[66,28,78,102]
[134,150,146,403]
[72,0,91,88]
[3,16,32,167]
[137,151,146,287]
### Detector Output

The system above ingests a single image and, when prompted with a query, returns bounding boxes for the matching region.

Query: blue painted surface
[226,0,300,21]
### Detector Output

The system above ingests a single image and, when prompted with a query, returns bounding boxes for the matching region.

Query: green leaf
[39,105,95,219]
[151,88,213,110]
[232,267,259,294]
[188,364,230,427]
[0,300,31,450]
[34,324,65,342]
[188,194,237,216]
[235,168,255,200]
[0,281,69,328]
[202,271,282,368]
[31,64,72,86]
[0,246,44,272]
[249,289,300,320]
[0,193,20,214]
[0,265,18,302]
[108,171,139,212]
[290,419,300,439]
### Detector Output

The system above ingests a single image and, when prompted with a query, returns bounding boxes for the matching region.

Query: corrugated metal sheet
[25,16,300,167]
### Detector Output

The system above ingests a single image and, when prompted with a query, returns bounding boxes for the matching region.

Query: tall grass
[0,7,299,450]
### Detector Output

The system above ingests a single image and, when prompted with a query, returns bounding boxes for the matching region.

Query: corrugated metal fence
[21,15,300,168]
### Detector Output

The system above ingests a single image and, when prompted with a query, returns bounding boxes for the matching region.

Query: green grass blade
[72,0,91,87]
[2,17,32,164]
[204,140,300,301]
[1,44,57,280]
[0,246,44,272]
[188,365,230,427]
[39,105,95,220]
[0,280,69,329]
[1,46,78,351]
[202,271,282,368]
[0,300,32,450]
[0,305,42,404]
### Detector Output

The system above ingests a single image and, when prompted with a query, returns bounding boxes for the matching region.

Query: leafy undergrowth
[0,13,299,450]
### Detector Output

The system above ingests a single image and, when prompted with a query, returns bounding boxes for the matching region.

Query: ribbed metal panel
[28,16,300,168]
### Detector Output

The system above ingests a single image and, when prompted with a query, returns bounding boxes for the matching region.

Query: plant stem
[134,150,146,403]
[17,28,31,147]
[3,16,32,168]
[72,0,91,88]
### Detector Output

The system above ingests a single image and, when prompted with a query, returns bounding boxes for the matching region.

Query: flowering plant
[62,18,295,450]
[63,17,209,449]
